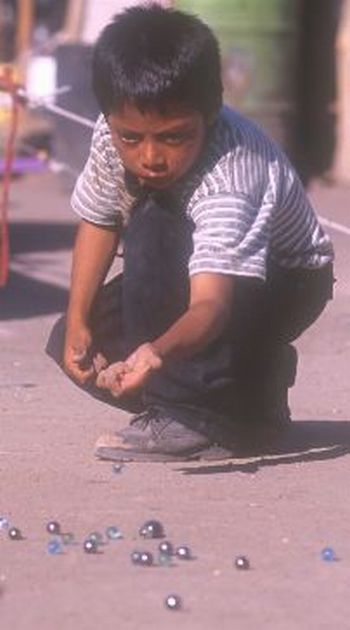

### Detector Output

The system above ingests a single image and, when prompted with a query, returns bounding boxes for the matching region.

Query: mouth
[139,173,172,188]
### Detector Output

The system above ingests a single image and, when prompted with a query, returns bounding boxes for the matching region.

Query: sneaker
[94,404,236,462]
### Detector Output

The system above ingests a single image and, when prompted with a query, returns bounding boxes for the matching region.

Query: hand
[96,342,162,397]
[63,323,107,385]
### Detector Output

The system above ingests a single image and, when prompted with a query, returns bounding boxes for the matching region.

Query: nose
[141,140,166,172]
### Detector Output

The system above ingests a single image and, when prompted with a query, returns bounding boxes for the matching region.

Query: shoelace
[130,407,162,430]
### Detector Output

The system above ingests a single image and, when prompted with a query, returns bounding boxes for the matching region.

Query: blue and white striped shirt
[71,106,334,280]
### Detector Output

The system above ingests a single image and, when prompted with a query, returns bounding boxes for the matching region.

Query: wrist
[66,307,89,330]
[127,342,163,372]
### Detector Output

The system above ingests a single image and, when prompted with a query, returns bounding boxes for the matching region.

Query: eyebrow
[115,122,196,136]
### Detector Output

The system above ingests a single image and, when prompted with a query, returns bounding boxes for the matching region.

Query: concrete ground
[1,171,350,630]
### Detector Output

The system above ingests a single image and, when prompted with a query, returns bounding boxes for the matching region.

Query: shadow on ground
[0,271,69,319]
[9,222,76,256]
[0,222,75,319]
[177,420,350,475]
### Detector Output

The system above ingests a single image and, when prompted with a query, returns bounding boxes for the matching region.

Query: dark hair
[92,3,222,119]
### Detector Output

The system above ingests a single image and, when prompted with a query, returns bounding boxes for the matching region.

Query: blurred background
[0,0,349,299]
[0,0,348,188]
[0,0,349,187]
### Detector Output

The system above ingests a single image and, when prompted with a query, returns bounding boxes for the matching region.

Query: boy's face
[107,103,207,189]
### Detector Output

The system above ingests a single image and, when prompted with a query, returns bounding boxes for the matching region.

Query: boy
[47,3,334,462]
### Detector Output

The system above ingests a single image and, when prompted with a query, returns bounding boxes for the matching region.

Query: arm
[96,272,234,396]
[153,273,234,360]
[64,219,120,384]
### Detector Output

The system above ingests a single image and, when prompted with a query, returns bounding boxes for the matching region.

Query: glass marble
[112,464,124,474]
[139,551,154,566]
[61,532,75,545]
[175,545,192,560]
[131,550,142,565]
[139,520,164,539]
[106,526,123,541]
[158,553,173,567]
[159,541,173,556]
[88,531,104,544]
[8,527,22,540]
[83,538,98,554]
[165,594,182,611]
[47,539,63,555]
[321,547,336,562]
[0,517,9,530]
[46,521,60,535]
[234,555,250,570]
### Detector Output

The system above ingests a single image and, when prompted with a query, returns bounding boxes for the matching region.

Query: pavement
[1,170,350,630]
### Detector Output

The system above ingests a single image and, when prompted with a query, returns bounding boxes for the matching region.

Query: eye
[160,132,189,145]
[118,131,142,144]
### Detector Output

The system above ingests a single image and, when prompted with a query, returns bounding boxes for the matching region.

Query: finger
[66,362,95,385]
[93,353,108,374]
[114,370,147,395]
[96,364,124,389]
[96,369,108,388]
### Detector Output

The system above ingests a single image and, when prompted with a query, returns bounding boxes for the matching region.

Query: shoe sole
[95,444,235,463]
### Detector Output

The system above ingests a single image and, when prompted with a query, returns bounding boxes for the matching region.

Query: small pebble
[234,555,250,570]
[46,521,60,535]
[165,594,182,611]
[8,527,22,541]
[106,526,123,540]
[47,539,63,555]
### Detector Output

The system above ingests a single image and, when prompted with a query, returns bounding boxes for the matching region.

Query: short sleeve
[71,115,131,227]
[188,193,272,280]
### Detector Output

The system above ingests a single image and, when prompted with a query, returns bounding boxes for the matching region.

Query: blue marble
[47,539,63,555]
[321,547,337,562]
[0,517,9,530]
[106,526,123,541]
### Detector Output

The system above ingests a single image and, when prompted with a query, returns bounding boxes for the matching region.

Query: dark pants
[47,193,334,424]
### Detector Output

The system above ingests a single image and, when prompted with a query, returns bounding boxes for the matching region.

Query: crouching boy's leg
[232,262,334,447]
[93,194,334,462]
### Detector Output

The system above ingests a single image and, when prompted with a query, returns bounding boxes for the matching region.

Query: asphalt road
[1,172,350,630]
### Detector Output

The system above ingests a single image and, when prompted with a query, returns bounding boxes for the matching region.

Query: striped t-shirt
[71,105,334,281]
